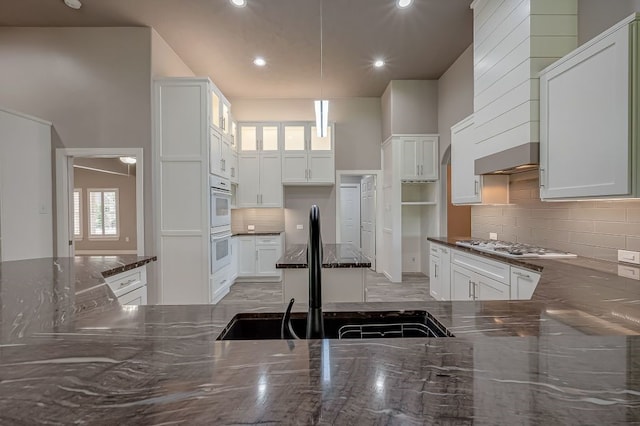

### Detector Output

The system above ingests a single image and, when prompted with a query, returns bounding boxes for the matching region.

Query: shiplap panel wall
[471,0,578,158]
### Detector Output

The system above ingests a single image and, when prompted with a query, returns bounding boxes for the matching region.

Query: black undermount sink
[216,310,454,340]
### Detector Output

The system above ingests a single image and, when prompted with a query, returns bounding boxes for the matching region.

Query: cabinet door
[256,245,279,276]
[451,264,473,301]
[259,154,283,207]
[308,153,335,183]
[209,127,223,176]
[239,124,259,153]
[238,237,257,276]
[260,125,280,152]
[221,138,231,179]
[438,245,451,300]
[540,24,631,199]
[118,286,147,306]
[283,124,307,152]
[282,154,308,183]
[310,125,333,151]
[476,274,510,301]
[238,154,260,207]
[229,237,238,282]
[221,101,230,135]
[230,151,239,184]
[429,255,442,300]
[510,267,541,300]
[211,90,221,129]
[400,138,420,180]
[419,137,439,180]
[451,116,482,204]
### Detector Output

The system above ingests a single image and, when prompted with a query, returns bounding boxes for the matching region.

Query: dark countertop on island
[5,250,640,422]
[232,231,284,236]
[276,243,372,268]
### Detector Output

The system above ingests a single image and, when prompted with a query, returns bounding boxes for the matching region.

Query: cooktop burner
[455,239,577,259]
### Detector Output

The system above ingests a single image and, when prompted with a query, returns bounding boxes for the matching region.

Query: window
[73,189,82,240]
[88,189,119,239]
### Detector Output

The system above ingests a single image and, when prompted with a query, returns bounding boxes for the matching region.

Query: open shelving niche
[401,181,440,275]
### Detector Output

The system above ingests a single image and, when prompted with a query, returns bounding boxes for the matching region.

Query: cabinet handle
[514,271,532,280]
[468,280,472,298]
[119,278,137,289]
[474,180,479,195]
[473,282,477,300]
[539,168,545,188]
[416,165,419,176]
[440,248,448,254]
[434,264,438,278]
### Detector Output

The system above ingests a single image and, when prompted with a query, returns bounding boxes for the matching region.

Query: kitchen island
[276,243,371,304]
[2,253,640,423]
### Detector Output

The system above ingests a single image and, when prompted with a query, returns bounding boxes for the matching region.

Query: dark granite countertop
[232,231,284,236]
[5,250,640,422]
[276,243,372,268]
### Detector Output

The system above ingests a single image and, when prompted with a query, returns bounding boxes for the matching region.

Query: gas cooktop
[455,239,577,259]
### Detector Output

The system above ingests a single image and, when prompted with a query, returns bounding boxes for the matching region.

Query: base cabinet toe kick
[429,242,541,301]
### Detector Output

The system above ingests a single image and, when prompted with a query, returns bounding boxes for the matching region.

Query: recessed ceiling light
[374,59,385,68]
[230,0,247,7]
[64,0,82,9]
[396,0,413,8]
[253,57,266,67]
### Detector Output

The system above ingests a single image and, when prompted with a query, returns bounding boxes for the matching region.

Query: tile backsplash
[471,173,640,262]
[231,208,285,234]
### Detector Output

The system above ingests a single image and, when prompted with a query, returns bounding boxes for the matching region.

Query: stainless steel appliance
[211,229,232,273]
[455,239,577,259]
[210,175,231,230]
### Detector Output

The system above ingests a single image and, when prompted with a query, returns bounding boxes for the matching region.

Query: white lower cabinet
[211,264,231,304]
[430,243,540,301]
[229,236,238,282]
[429,243,451,300]
[237,234,283,280]
[104,265,148,306]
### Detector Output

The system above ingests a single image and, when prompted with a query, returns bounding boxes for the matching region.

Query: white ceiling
[0,0,473,98]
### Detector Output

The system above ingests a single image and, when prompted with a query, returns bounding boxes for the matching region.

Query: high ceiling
[0,0,473,98]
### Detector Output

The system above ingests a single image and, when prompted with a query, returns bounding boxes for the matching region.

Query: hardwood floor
[219,270,435,305]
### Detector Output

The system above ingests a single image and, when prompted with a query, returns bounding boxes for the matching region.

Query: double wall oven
[210,176,231,274]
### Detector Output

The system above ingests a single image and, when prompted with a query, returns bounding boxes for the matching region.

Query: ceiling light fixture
[396,0,413,9]
[64,0,82,9]
[314,0,329,138]
[230,0,247,7]
[253,57,266,67]
[374,59,385,68]
[119,156,137,165]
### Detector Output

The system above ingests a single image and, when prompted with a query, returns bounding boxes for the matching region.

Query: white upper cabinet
[451,115,508,205]
[210,84,230,135]
[470,0,578,162]
[237,152,283,208]
[539,14,640,199]
[399,136,438,181]
[282,122,335,185]
[209,126,223,177]
[239,123,280,153]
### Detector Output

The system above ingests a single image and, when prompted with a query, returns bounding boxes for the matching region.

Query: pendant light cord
[320,0,323,101]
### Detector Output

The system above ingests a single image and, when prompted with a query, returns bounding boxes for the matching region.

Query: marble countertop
[5,250,640,422]
[276,243,372,268]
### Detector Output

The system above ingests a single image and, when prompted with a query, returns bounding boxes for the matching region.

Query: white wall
[578,0,640,44]
[151,29,195,78]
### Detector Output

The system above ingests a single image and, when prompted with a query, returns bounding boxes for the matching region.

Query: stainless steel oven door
[210,188,231,229]
[211,231,232,274]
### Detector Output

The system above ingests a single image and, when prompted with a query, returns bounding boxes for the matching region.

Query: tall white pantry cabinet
[153,78,219,304]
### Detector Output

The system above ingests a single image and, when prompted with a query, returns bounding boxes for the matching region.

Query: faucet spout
[306,205,324,339]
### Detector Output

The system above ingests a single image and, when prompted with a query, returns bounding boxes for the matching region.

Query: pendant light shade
[314,100,329,138]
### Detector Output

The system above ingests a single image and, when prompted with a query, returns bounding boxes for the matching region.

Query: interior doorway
[55,148,144,257]
[336,170,382,271]
[439,145,471,238]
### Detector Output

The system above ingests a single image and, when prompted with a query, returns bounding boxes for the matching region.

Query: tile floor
[219,270,435,305]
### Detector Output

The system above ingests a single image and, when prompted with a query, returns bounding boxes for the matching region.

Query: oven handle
[211,188,231,197]
[211,231,232,240]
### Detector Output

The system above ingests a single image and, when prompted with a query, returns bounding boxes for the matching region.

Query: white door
[210,127,222,176]
[238,154,260,207]
[259,154,283,207]
[451,116,482,204]
[282,154,308,183]
[451,264,473,301]
[400,138,420,180]
[360,175,376,269]
[308,154,334,183]
[237,237,256,276]
[340,184,361,248]
[256,245,279,276]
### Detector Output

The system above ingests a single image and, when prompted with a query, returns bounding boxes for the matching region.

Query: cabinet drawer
[105,267,147,297]
[211,265,231,303]
[510,266,541,300]
[118,285,147,306]
[430,243,440,256]
[451,251,509,284]
[256,236,281,245]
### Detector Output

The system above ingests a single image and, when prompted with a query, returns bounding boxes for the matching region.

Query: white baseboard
[75,250,138,255]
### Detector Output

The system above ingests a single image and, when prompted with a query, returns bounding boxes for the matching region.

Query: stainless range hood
[474,142,539,175]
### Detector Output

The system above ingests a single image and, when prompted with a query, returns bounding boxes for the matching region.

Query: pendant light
[314,0,329,138]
